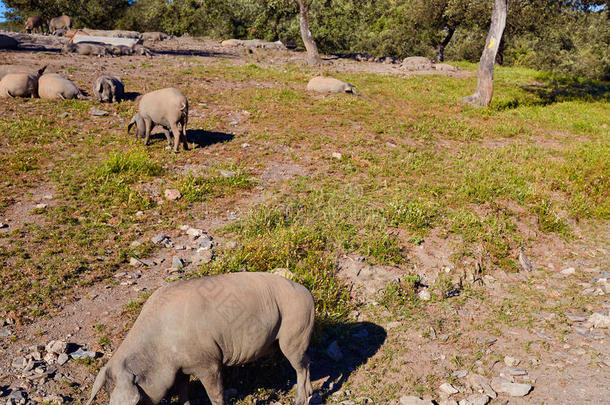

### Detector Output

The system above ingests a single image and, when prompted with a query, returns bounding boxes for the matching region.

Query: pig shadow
[187,129,234,148]
[176,321,387,404]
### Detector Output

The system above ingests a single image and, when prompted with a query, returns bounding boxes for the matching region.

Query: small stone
[196,235,214,249]
[44,352,57,364]
[23,359,35,372]
[326,341,343,361]
[468,374,496,399]
[561,267,576,275]
[42,395,63,404]
[0,222,8,229]
[172,256,186,269]
[507,368,528,376]
[0,326,11,337]
[332,152,342,160]
[476,337,497,345]
[418,289,431,301]
[30,351,42,361]
[151,233,168,244]
[89,108,109,116]
[46,340,67,354]
[229,120,238,126]
[130,240,142,247]
[224,241,238,250]
[565,312,588,322]
[241,143,250,148]
[129,257,142,267]
[57,112,69,118]
[35,203,48,209]
[8,390,27,402]
[220,170,236,178]
[57,353,69,365]
[439,400,458,405]
[70,348,96,360]
[135,211,145,217]
[504,356,520,367]
[399,396,434,405]
[271,268,296,280]
[179,225,190,231]
[186,227,204,238]
[498,382,532,397]
[462,394,490,405]
[174,244,186,250]
[192,249,213,264]
[439,383,459,395]
[165,189,181,200]
[452,369,468,378]
[589,312,610,328]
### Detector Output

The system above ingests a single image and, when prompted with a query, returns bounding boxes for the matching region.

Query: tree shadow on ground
[152,49,237,59]
[495,76,609,110]
[176,321,386,404]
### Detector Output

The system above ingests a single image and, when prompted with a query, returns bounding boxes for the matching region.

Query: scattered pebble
[504,356,520,367]
[70,348,96,360]
[35,203,48,210]
[418,289,431,301]
[57,353,69,365]
[89,108,109,116]
[332,152,342,159]
[476,337,497,345]
[220,169,236,178]
[399,396,434,405]
[172,256,186,269]
[186,227,204,238]
[589,312,610,328]
[460,394,490,405]
[452,369,468,378]
[439,382,459,395]
[518,248,533,272]
[164,189,181,201]
[565,312,588,322]
[561,267,576,275]
[497,381,532,397]
[0,326,11,337]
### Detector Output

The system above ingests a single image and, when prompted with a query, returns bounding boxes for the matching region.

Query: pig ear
[109,374,141,405]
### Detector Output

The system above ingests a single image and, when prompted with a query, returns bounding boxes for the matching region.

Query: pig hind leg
[279,332,313,405]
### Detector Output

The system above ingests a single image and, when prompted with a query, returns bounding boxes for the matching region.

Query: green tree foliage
[2,0,608,79]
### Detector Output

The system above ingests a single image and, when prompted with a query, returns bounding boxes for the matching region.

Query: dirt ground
[0,33,608,405]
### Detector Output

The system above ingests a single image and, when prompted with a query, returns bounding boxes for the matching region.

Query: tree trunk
[461,0,508,107]
[296,0,321,65]
[436,26,455,63]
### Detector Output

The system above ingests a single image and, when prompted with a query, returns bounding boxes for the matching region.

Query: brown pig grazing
[85,272,315,405]
[38,73,82,100]
[128,88,189,152]
[0,66,46,98]
[306,76,357,94]
[48,15,71,34]
[25,16,45,34]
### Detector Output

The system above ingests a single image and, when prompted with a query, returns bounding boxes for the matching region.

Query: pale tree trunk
[461,0,508,107]
[296,0,322,65]
[436,26,455,63]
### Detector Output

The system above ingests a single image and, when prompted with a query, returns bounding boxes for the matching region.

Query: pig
[306,76,357,94]
[38,73,82,100]
[48,15,71,34]
[93,75,124,103]
[0,66,46,98]
[141,31,169,42]
[128,88,189,152]
[0,34,19,50]
[62,42,109,56]
[108,45,133,56]
[25,16,45,34]
[85,272,315,405]
[0,65,35,80]
[133,44,153,56]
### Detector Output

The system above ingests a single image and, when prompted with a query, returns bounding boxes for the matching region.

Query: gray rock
[399,396,434,405]
[461,394,489,405]
[129,257,142,267]
[172,256,186,269]
[503,356,519,367]
[326,341,343,362]
[401,56,433,71]
[44,352,57,364]
[192,249,213,264]
[8,390,27,402]
[57,353,69,365]
[0,326,11,337]
[490,376,510,392]
[468,374,496,399]
[186,227,204,238]
[23,358,35,372]
[220,170,236,178]
[498,382,532,397]
[164,189,181,201]
[89,108,109,116]
[42,395,63,404]
[476,337,497,345]
[196,235,214,249]
[452,369,468,378]
[11,356,26,369]
[151,233,168,244]
[589,312,610,328]
[439,382,458,395]
[507,368,527,376]
[70,348,96,360]
[30,351,42,361]
[418,289,431,301]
